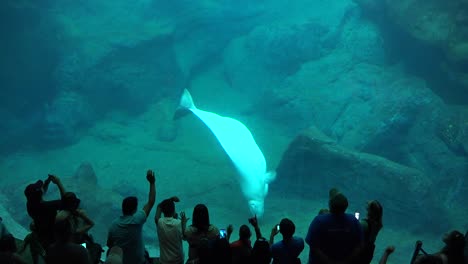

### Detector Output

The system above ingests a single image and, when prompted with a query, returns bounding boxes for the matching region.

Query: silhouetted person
[107,170,156,264]
[56,192,95,244]
[24,174,66,249]
[18,222,44,264]
[155,196,188,264]
[305,188,363,264]
[270,218,304,264]
[230,225,253,264]
[359,200,383,264]
[0,218,26,264]
[184,204,220,264]
[45,218,91,264]
[250,238,272,264]
[438,230,465,264]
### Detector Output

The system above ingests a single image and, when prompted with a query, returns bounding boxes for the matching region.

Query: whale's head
[248,199,264,218]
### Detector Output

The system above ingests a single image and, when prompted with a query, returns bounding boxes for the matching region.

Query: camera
[219,229,227,238]
[81,243,87,248]
[276,224,280,231]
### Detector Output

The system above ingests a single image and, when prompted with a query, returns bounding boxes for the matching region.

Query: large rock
[275,127,447,232]
[353,0,468,98]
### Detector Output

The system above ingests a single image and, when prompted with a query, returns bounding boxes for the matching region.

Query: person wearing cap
[269,218,304,264]
[305,188,363,264]
[24,174,67,249]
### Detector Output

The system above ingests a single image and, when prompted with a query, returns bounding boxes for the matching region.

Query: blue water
[1,1,467,263]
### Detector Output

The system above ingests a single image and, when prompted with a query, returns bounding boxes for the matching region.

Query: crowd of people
[0,170,467,264]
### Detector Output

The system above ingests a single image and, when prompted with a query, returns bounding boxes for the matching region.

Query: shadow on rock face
[274,126,449,234]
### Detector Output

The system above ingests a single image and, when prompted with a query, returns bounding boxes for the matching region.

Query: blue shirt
[108,210,147,264]
[305,213,363,264]
[271,236,305,264]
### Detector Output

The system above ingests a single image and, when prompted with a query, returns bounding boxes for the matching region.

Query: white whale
[178,89,275,217]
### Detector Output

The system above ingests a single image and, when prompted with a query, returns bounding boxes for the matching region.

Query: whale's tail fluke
[174,89,196,120]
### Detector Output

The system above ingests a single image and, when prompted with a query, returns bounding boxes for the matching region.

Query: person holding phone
[24,174,67,249]
[270,218,304,264]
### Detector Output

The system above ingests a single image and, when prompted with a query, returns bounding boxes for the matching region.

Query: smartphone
[276,224,280,231]
[81,243,87,248]
[354,212,360,220]
[219,229,227,238]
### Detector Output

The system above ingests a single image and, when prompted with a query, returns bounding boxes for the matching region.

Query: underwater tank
[0,0,467,263]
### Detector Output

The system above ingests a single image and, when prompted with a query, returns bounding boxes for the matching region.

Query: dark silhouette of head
[443,230,465,251]
[192,204,210,232]
[367,200,383,221]
[62,192,81,212]
[279,218,295,239]
[328,188,348,214]
[122,196,138,216]
[160,199,176,217]
[251,238,272,264]
[24,180,44,203]
[239,225,251,240]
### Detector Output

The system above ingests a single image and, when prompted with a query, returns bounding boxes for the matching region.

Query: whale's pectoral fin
[265,171,276,183]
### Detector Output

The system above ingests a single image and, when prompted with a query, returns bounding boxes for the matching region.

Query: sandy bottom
[0,66,452,264]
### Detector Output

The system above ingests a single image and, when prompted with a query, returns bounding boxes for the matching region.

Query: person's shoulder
[292,236,304,244]
[207,225,219,237]
[134,210,147,222]
[313,213,331,224]
[230,240,243,248]
[271,241,283,250]
[185,225,196,237]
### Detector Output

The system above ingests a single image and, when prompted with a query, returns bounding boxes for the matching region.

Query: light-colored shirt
[108,210,147,264]
[157,217,184,264]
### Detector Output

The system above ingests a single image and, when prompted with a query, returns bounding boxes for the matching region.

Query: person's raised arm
[227,224,234,242]
[269,225,280,245]
[142,170,156,217]
[180,211,189,240]
[248,215,262,240]
[74,209,95,234]
[48,174,66,198]
[155,201,162,226]
[379,246,395,264]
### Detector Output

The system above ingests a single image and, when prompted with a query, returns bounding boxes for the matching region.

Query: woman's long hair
[192,204,210,232]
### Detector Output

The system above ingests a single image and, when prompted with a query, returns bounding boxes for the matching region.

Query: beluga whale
[177,89,275,217]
